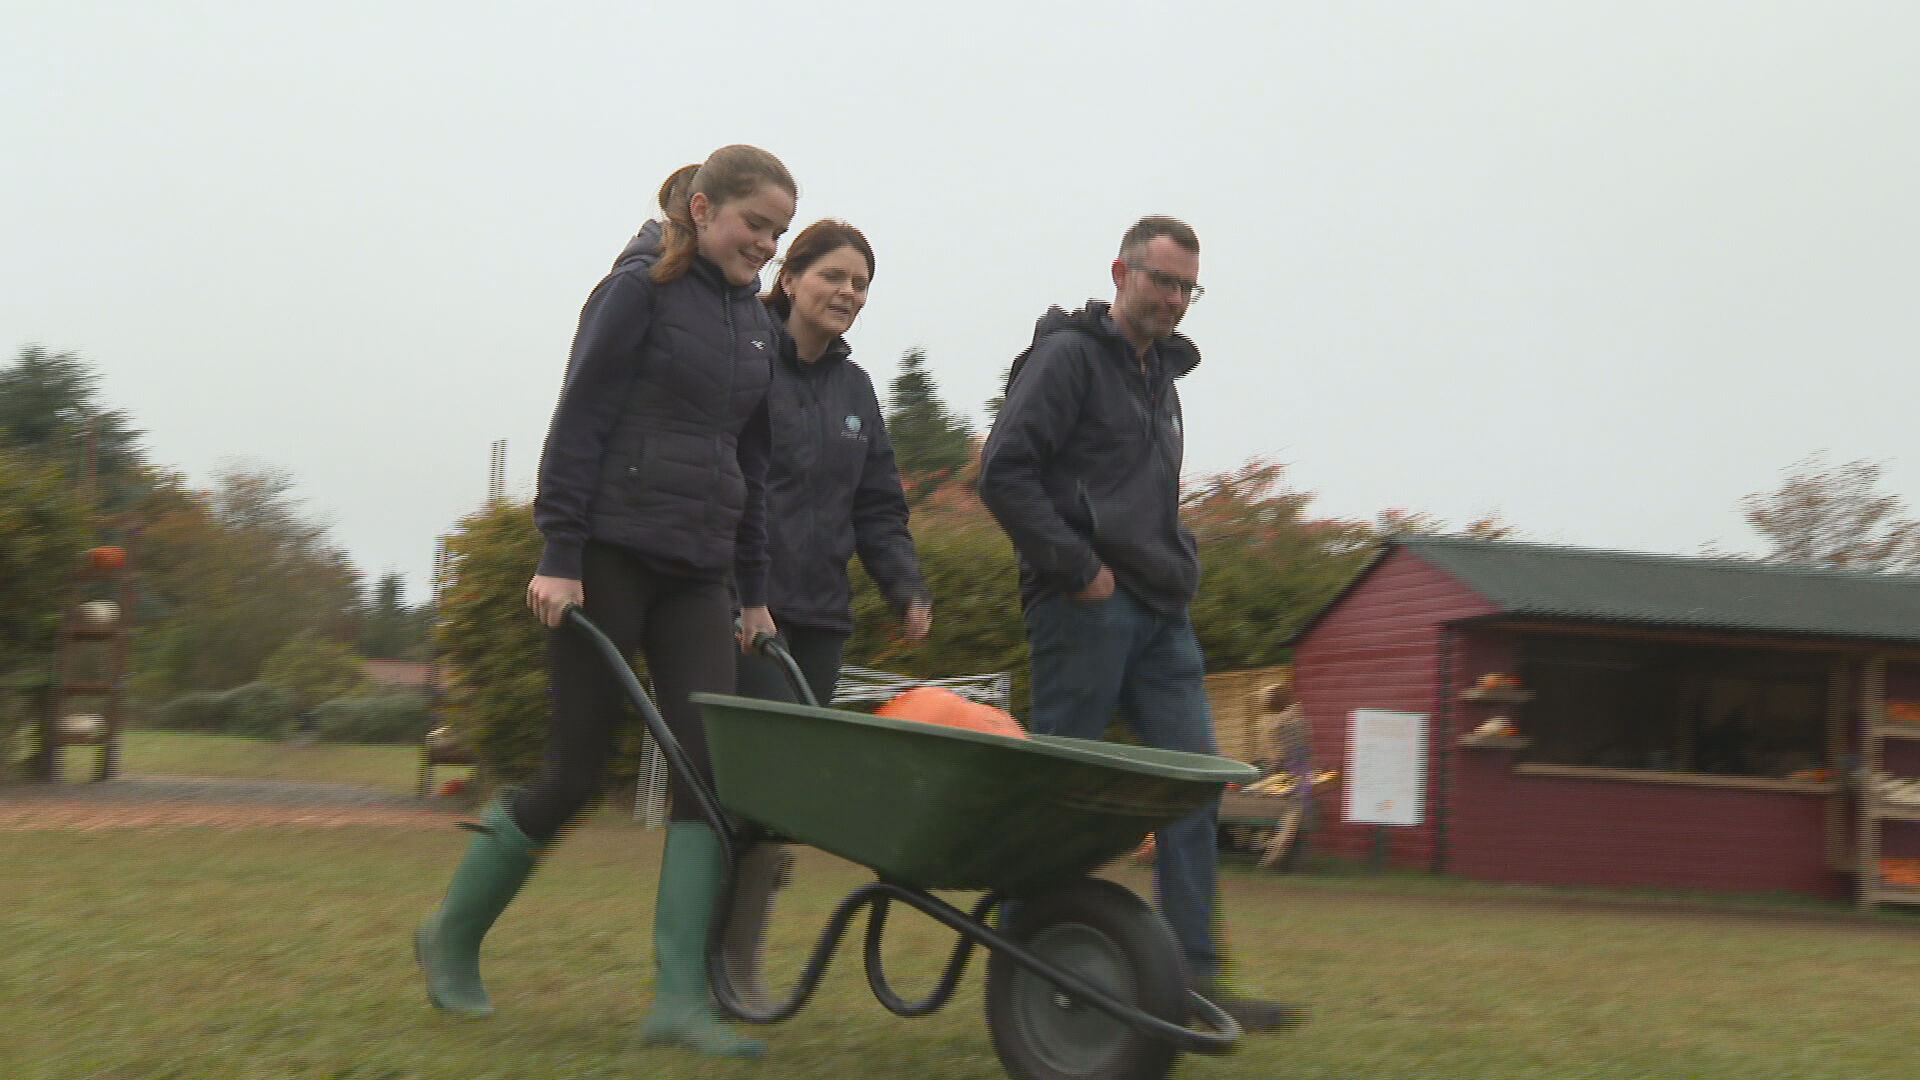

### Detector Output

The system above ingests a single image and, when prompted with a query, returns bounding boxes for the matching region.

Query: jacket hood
[1013,300,1201,385]
[1028,303,1086,345]
[612,219,664,272]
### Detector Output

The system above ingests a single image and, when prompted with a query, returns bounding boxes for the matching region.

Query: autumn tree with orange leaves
[1741,454,1920,573]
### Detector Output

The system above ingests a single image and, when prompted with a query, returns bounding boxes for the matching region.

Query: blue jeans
[1024,587,1227,980]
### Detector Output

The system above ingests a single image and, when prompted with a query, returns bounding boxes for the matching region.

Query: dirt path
[0,774,468,832]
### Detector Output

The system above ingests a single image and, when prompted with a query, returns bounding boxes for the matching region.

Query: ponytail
[650,164,702,285]
[648,145,797,286]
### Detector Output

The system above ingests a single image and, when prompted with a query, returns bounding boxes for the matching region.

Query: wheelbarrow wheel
[985,878,1188,1080]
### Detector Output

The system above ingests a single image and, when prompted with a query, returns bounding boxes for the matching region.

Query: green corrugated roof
[1394,536,1920,645]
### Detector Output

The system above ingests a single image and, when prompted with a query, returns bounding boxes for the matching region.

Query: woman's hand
[737,605,778,652]
[527,574,584,628]
[902,599,933,641]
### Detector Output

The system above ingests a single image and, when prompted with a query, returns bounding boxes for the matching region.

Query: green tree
[0,346,145,512]
[846,457,1031,713]
[429,501,548,783]
[1182,460,1381,671]
[0,448,88,666]
[984,363,1013,421]
[1740,453,1920,572]
[430,501,649,788]
[129,464,362,701]
[847,455,1521,719]
[1186,462,1518,670]
[885,348,973,499]
[258,634,367,710]
[0,448,89,772]
[357,571,430,660]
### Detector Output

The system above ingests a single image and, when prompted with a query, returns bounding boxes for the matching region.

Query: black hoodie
[532,221,775,605]
[761,332,927,632]
[979,301,1201,617]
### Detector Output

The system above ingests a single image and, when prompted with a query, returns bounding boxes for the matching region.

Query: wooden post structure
[488,439,506,503]
[34,545,134,782]
[1857,653,1887,910]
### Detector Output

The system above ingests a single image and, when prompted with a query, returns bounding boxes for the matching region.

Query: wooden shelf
[1219,791,1294,826]
[1457,734,1532,750]
[1869,886,1920,906]
[1877,725,1920,741]
[1871,804,1920,824]
[1511,764,1839,794]
[1459,688,1534,704]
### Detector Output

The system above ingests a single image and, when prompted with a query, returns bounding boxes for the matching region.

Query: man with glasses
[981,216,1303,1032]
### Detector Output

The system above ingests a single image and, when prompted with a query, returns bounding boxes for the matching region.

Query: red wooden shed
[1288,537,1920,908]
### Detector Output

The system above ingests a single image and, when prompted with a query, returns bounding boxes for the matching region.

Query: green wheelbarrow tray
[694,692,1258,895]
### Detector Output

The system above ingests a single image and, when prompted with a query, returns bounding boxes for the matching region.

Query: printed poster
[1343,709,1426,826]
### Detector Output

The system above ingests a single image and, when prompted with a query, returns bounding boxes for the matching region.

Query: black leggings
[511,542,734,843]
[735,624,847,709]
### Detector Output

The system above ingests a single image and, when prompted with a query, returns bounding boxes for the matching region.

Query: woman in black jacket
[741,219,930,704]
[415,145,794,1060]
[720,222,931,1007]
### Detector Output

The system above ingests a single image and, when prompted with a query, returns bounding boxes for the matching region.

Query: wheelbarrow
[564,607,1256,1080]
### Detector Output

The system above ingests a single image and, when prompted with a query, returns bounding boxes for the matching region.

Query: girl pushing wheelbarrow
[414,144,797,1059]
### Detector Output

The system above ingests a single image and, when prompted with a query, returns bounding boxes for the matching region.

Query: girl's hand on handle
[528,574,584,628]
[737,605,778,653]
[902,599,933,641]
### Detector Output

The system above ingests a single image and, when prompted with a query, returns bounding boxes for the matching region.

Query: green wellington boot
[717,842,793,1013]
[635,821,764,1059]
[414,795,541,1017]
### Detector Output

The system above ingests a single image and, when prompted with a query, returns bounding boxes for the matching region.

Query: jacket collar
[687,253,766,302]
[777,327,852,373]
[1076,300,1201,379]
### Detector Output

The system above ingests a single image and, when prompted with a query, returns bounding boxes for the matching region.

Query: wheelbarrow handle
[731,619,821,708]
[756,633,821,708]
[560,604,730,838]
[566,605,814,1025]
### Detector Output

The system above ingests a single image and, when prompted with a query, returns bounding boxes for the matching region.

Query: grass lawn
[5,814,1919,1080]
[95,730,441,795]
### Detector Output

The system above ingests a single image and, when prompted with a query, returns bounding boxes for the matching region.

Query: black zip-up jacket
[763,332,927,632]
[979,301,1200,618]
[533,221,774,606]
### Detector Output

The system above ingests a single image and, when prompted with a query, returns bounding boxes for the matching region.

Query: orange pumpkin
[875,687,1028,739]
[83,545,127,571]
[1877,858,1920,887]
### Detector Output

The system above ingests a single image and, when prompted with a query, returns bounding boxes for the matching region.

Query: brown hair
[761,219,876,319]
[651,144,797,285]
[1117,214,1200,260]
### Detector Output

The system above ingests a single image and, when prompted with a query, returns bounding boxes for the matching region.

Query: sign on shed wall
[1343,709,1426,826]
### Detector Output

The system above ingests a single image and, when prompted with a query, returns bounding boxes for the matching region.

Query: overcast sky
[6,3,1917,602]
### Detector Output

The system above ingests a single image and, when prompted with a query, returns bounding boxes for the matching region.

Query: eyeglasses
[1125,261,1204,302]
